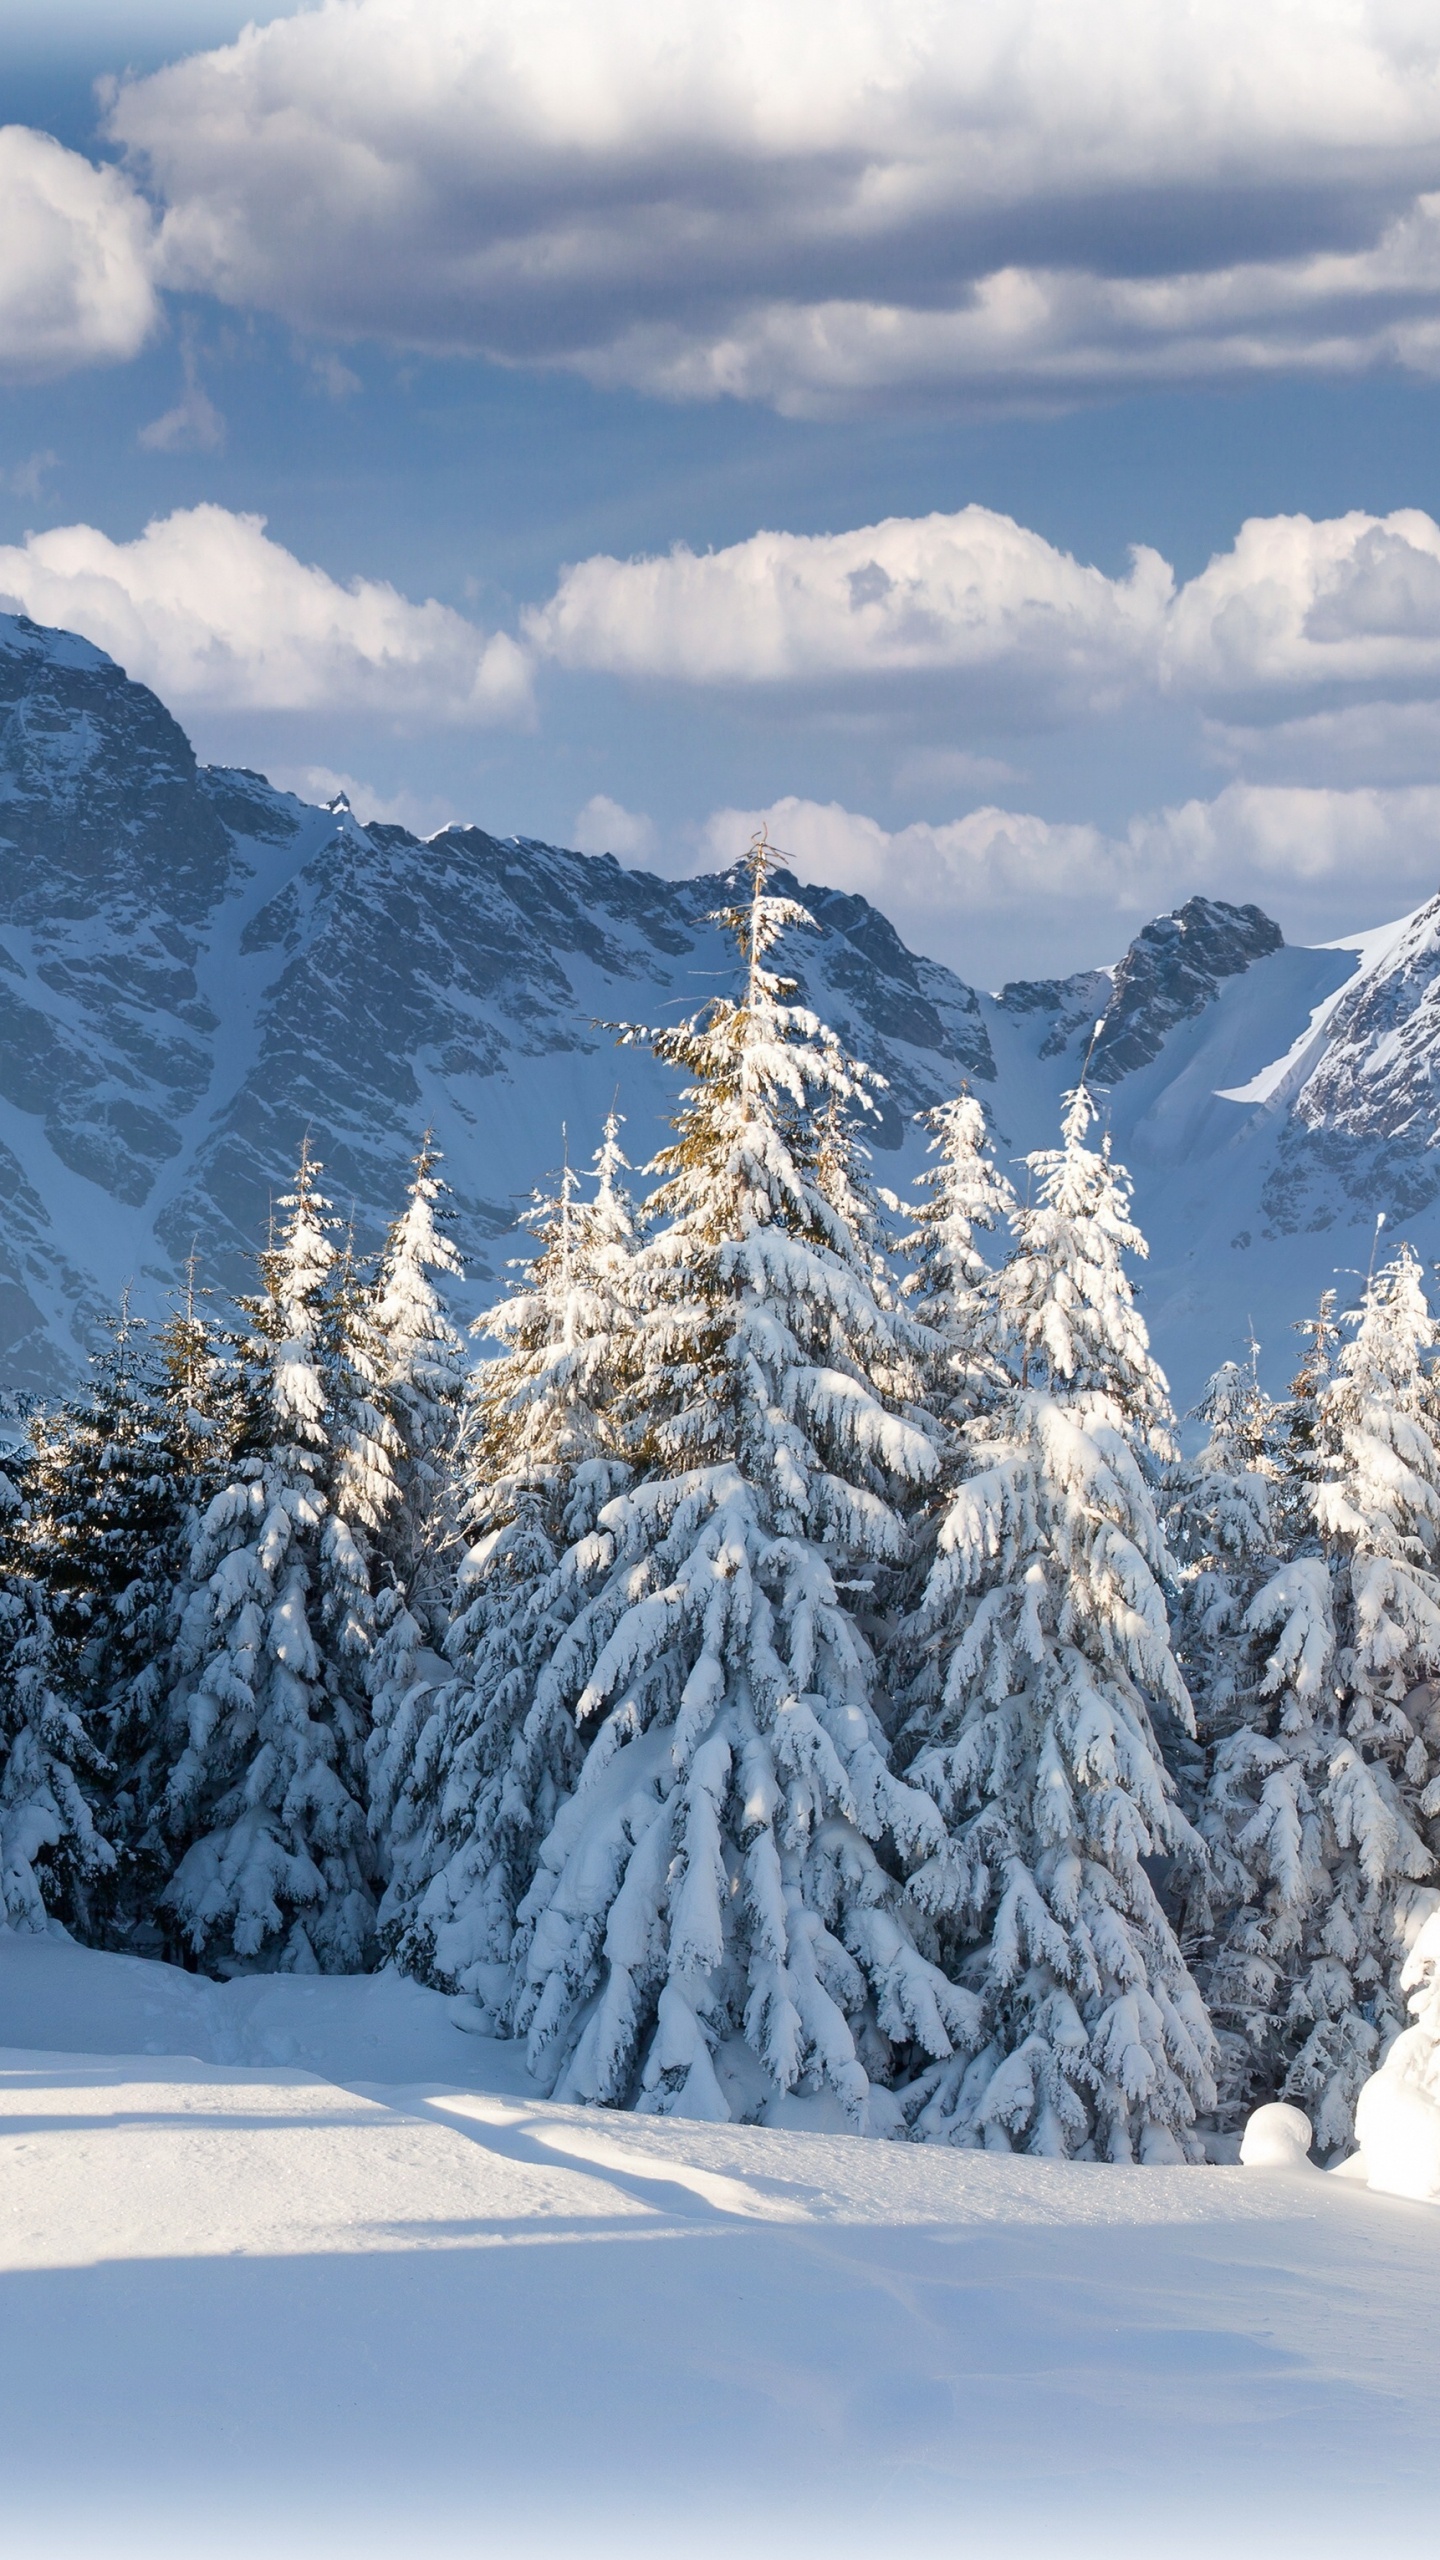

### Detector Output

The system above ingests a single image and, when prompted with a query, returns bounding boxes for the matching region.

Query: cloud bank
[691,785,1440,980]
[104,0,1440,410]
[532,502,1440,722]
[14,493,1440,746]
[0,506,531,724]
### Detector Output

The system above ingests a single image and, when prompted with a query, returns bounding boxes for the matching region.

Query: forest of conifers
[2,846,1436,2164]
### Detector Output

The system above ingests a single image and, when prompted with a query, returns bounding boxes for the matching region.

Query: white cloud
[0,125,158,381]
[526,501,1440,758]
[0,504,533,725]
[527,508,1171,717]
[685,784,1440,980]
[1165,510,1440,698]
[102,1,1440,410]
[571,795,658,860]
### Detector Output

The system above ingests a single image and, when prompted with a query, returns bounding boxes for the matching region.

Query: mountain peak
[1091,894,1284,1086]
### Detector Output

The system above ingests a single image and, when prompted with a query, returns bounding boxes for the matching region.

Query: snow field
[0,1932,1436,2558]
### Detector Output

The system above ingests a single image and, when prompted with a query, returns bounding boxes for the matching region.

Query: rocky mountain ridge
[2,606,1438,1407]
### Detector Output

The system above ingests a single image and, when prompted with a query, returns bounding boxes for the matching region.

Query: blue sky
[8,1,1440,981]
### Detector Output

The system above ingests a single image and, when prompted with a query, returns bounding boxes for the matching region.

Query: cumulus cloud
[527,507,1171,718]
[1165,509,1440,699]
[526,502,1440,759]
[0,504,532,724]
[686,785,1440,980]
[571,795,658,860]
[101,0,1440,410]
[0,125,158,381]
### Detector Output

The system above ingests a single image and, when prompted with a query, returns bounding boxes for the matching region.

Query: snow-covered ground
[0,1933,1435,2556]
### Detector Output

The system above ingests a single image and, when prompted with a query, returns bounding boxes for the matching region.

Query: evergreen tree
[902,1090,1016,1428]
[363,1138,469,1913]
[1203,1248,1440,2152]
[85,1289,237,1947]
[1170,1351,1295,2117]
[379,1119,638,2003]
[505,844,973,2126]
[1173,1354,1281,1831]
[0,1296,230,1943]
[1276,1287,1342,1551]
[162,1148,378,1972]
[902,1084,1217,2160]
[370,1136,467,1631]
[0,1402,114,1934]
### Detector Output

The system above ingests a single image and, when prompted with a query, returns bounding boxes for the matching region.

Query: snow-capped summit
[0,602,1436,1404]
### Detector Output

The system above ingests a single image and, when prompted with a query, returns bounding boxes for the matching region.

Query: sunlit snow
[0,1929,1436,2557]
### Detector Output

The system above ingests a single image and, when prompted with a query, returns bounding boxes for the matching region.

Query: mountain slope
[1,605,1437,1407]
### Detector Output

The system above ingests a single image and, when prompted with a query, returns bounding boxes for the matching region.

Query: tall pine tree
[380,1119,638,2004]
[1202,1248,1440,2151]
[902,1084,1217,2159]
[505,843,973,2126]
[162,1148,379,1971]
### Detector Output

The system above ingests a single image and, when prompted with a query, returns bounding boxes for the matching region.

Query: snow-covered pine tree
[370,1136,467,1629]
[379,1120,638,2004]
[506,841,975,2128]
[902,1089,1017,1428]
[1166,1350,1294,2114]
[97,1271,242,1944]
[362,1138,469,1912]
[162,1147,377,1971]
[887,1090,1019,1787]
[1275,1287,1342,1552]
[0,1396,114,1935]
[0,1270,243,1945]
[901,1081,1217,2160]
[1173,1354,1281,1814]
[1203,1247,1440,2151]
[1291,1245,1440,2140]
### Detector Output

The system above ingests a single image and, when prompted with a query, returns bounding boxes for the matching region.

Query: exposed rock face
[1090,897,1284,1086]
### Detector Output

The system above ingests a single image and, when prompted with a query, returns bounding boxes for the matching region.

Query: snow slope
[0,1930,1435,2556]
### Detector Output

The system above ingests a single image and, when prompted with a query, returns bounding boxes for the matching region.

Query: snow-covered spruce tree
[379,1119,639,2002]
[1167,1351,1298,2116]
[1289,1246,1440,2142]
[162,1148,381,1971]
[902,1090,1017,1430]
[79,1290,239,1946]
[0,1400,114,1934]
[901,1082,1217,2159]
[370,1136,467,1630]
[507,844,974,2127]
[1202,1248,1440,2151]
[887,1091,1019,1777]
[362,1138,469,1912]
[0,1294,231,1942]
[1171,1356,1281,1822]
[1274,1287,1342,1554]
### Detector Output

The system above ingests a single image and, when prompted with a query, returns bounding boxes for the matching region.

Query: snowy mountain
[2,603,1438,1407]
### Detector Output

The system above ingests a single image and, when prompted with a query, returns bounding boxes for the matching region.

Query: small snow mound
[1240,2101,1316,2170]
